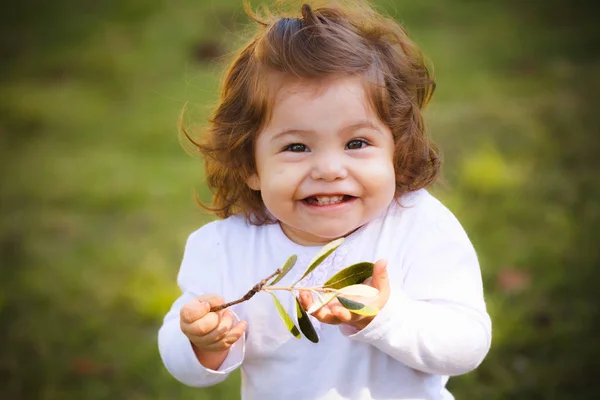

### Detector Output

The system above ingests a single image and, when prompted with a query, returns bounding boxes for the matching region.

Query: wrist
[346,315,374,331]
[191,342,229,370]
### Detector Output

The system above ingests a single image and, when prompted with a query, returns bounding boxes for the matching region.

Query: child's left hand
[299,259,390,331]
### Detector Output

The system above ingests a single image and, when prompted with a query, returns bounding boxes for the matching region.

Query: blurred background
[1,0,598,398]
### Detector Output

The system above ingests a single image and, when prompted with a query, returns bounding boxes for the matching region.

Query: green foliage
[295,297,319,343]
[230,239,379,341]
[268,293,301,340]
[264,238,379,341]
[293,237,344,285]
[337,284,379,298]
[269,255,297,285]
[323,262,374,289]
[337,297,379,317]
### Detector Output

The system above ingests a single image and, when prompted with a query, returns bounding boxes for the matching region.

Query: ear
[246,173,261,191]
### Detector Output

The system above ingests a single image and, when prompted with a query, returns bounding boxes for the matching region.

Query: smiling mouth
[303,195,355,206]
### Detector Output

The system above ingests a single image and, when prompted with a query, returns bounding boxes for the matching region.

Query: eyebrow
[271,120,382,140]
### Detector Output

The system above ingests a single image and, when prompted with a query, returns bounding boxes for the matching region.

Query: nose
[310,151,348,181]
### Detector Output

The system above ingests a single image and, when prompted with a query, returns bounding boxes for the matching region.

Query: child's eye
[284,143,308,152]
[346,139,369,150]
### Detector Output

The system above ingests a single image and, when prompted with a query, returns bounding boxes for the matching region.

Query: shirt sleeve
[340,210,492,376]
[158,223,245,387]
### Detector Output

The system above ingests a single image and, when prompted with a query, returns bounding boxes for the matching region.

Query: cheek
[359,160,396,204]
[362,157,396,187]
[259,165,304,198]
[381,168,398,200]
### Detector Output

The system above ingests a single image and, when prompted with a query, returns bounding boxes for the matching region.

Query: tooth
[315,195,343,205]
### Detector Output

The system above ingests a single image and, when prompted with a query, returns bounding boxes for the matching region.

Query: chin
[310,226,359,241]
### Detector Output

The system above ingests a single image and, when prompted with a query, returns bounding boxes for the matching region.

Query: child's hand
[180,295,247,360]
[299,259,390,331]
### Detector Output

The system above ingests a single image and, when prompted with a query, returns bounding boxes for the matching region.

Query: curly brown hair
[181,0,440,224]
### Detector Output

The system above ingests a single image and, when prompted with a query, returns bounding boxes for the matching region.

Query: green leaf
[268,292,301,339]
[337,284,379,298]
[295,296,319,343]
[269,255,298,285]
[323,262,374,289]
[337,296,379,316]
[306,292,338,314]
[294,238,344,285]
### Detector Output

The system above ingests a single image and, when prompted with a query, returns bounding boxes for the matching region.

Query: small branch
[210,269,281,312]
[264,286,338,294]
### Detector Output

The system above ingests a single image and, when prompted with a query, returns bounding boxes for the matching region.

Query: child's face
[248,75,396,246]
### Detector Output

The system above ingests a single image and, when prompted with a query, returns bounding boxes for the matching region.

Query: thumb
[370,259,390,296]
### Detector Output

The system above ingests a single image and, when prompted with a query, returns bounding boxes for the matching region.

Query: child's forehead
[256,72,383,135]
[260,75,385,135]
[271,74,369,103]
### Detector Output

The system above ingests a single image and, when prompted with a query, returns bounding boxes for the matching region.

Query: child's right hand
[180,295,247,361]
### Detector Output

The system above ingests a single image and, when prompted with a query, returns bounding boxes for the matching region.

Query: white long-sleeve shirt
[158,189,492,399]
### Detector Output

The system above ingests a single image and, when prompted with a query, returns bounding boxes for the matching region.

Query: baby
[158,1,492,399]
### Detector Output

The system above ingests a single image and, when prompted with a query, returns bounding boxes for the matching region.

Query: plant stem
[209,269,281,313]
[264,286,338,293]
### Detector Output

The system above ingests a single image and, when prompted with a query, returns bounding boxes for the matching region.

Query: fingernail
[381,260,388,270]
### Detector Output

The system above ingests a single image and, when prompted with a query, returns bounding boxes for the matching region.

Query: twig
[210,269,281,312]
[264,286,338,294]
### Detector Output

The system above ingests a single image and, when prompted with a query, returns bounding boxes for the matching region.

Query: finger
[198,294,225,308]
[299,290,313,310]
[202,319,247,351]
[185,311,220,337]
[311,303,342,325]
[202,310,235,344]
[224,320,248,346]
[330,303,354,323]
[301,290,337,318]
[311,301,332,320]
[371,259,390,297]
[180,298,210,324]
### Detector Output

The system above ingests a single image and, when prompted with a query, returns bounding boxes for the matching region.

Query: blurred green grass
[1,0,599,399]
